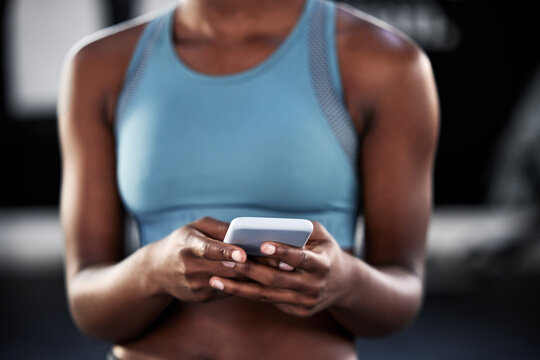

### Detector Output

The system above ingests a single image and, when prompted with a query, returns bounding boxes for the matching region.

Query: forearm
[67,242,173,342]
[329,254,423,337]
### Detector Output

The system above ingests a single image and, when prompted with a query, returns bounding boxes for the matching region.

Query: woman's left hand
[208,221,353,317]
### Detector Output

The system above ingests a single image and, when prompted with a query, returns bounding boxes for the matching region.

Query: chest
[172,33,286,76]
[116,77,355,215]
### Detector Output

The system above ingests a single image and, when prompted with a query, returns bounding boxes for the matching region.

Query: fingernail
[279,262,294,271]
[210,278,224,290]
[231,250,243,262]
[261,243,276,255]
[222,261,235,268]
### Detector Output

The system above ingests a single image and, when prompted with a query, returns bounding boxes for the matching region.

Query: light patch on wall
[6,0,105,118]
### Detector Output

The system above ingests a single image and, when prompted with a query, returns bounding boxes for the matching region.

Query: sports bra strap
[308,0,358,166]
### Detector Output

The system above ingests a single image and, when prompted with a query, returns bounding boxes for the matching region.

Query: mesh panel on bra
[308,0,358,166]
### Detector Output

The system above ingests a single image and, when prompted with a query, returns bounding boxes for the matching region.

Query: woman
[58,0,439,358]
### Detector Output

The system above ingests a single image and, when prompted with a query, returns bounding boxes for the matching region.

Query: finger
[184,258,250,282]
[304,221,333,251]
[308,221,331,240]
[228,259,310,291]
[274,303,317,318]
[209,276,314,308]
[254,257,294,272]
[190,216,230,241]
[278,262,295,271]
[186,229,246,262]
[260,242,321,273]
[251,256,280,268]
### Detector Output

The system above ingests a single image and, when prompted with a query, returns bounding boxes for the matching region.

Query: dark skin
[58,0,439,359]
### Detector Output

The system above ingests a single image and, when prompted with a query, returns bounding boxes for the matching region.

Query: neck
[176,0,306,40]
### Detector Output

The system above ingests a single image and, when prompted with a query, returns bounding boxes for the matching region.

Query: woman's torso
[113,298,356,359]
[106,0,362,358]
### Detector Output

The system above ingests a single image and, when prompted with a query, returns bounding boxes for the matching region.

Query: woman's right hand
[146,217,247,303]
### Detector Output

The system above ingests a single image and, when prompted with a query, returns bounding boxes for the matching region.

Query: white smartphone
[223,217,314,256]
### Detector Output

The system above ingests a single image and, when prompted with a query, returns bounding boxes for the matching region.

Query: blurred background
[1,0,539,359]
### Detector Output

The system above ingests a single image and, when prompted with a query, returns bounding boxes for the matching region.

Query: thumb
[190,216,230,241]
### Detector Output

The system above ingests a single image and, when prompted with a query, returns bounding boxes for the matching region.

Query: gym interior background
[1,0,539,359]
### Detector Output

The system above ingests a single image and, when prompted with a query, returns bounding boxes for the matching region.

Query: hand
[208,221,352,317]
[148,217,247,303]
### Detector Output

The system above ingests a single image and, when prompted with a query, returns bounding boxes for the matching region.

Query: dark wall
[431,1,540,203]
[0,0,538,206]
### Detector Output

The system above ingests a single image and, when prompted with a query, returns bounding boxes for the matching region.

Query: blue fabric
[114,0,360,249]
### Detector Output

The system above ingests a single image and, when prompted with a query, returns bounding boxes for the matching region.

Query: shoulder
[64,14,153,80]
[333,2,435,124]
[58,12,160,124]
[334,1,431,77]
[336,3,420,51]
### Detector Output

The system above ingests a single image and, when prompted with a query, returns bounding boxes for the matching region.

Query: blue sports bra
[114,0,361,249]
